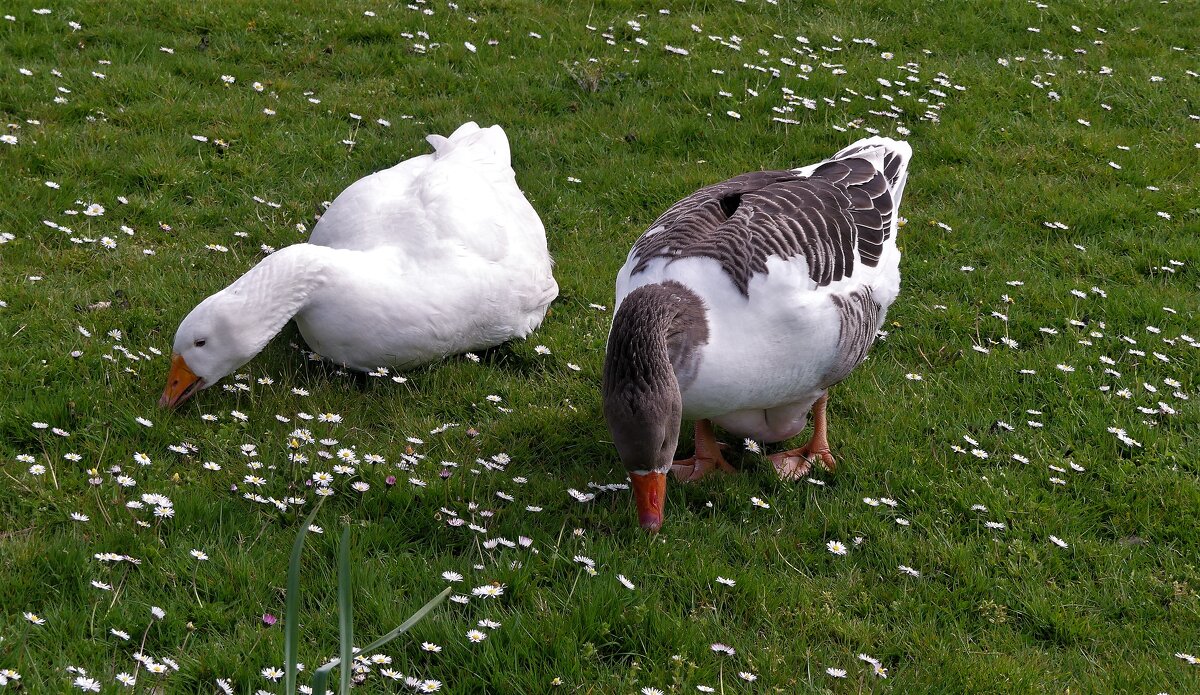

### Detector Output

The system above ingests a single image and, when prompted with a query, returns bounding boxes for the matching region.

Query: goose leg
[671,419,737,482]
[768,394,837,480]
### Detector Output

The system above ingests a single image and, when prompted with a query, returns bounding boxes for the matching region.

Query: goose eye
[194,339,207,348]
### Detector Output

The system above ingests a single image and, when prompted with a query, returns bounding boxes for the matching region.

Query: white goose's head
[160,293,262,408]
[159,244,328,409]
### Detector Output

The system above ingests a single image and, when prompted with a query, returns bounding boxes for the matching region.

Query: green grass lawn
[2,0,1198,692]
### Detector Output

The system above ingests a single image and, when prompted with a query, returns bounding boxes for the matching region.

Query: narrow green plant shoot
[338,525,354,694]
[283,498,327,695]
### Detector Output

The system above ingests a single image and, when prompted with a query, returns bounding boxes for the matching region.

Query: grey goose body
[603,136,912,531]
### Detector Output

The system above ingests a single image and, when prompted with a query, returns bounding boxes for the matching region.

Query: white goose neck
[231,243,328,301]
[218,243,330,352]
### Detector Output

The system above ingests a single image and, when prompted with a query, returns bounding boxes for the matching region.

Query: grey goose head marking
[630,158,898,296]
[605,280,710,395]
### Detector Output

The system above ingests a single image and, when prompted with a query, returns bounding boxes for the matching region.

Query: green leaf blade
[337,524,353,695]
[359,586,453,654]
[283,498,326,695]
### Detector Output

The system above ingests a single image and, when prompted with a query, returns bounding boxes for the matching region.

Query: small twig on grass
[131,620,153,684]
[191,563,203,607]
[93,485,113,526]
[0,469,36,497]
[917,346,935,369]
[772,539,807,576]
[45,450,60,491]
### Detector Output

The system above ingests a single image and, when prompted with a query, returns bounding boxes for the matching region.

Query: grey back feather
[822,287,883,388]
[630,157,898,295]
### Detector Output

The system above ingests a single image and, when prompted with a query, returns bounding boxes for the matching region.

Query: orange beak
[630,471,667,532]
[159,353,202,408]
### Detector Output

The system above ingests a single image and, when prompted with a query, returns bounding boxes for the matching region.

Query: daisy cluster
[572,7,967,137]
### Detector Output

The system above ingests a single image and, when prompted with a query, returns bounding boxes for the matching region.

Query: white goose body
[610,137,910,443]
[299,122,557,368]
[162,122,557,406]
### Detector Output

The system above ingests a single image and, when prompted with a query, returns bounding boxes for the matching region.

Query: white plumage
[161,122,557,406]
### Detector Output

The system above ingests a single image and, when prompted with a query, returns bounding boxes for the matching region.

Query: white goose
[160,122,558,408]
[602,137,912,531]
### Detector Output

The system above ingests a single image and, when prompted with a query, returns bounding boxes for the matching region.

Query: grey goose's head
[602,281,708,532]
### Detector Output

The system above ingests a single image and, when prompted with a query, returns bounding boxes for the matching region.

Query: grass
[1,0,1198,692]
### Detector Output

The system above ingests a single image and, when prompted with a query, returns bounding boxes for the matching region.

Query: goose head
[603,281,709,532]
[160,293,264,408]
[604,381,681,533]
[159,244,327,409]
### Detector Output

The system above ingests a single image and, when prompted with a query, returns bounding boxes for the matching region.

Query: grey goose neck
[603,281,710,403]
